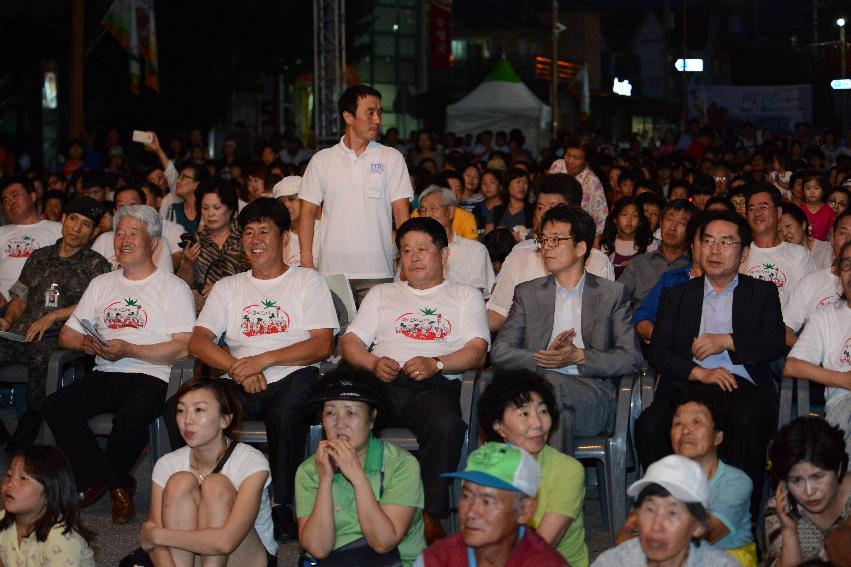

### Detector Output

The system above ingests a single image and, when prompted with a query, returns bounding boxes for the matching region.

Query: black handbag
[118,441,240,567]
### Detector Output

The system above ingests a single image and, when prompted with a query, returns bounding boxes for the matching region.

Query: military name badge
[44,283,60,308]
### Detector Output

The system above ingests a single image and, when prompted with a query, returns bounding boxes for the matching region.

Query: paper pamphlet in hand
[75,316,109,347]
[0,331,26,343]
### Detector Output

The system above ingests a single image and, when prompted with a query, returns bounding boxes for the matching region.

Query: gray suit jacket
[491,273,643,378]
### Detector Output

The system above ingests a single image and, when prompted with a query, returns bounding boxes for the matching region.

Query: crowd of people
[0,83,849,566]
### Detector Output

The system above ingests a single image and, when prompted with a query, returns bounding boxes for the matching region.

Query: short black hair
[769,417,849,487]
[338,84,382,123]
[699,209,752,250]
[177,162,209,184]
[438,170,463,187]
[481,228,516,265]
[672,385,727,436]
[80,170,106,191]
[196,179,240,217]
[636,191,666,212]
[746,182,783,207]
[395,216,448,250]
[661,198,697,219]
[478,370,559,443]
[780,201,807,227]
[540,204,596,261]
[799,171,829,202]
[834,207,851,231]
[703,196,734,211]
[538,173,583,206]
[690,173,716,196]
[238,196,291,233]
[0,175,36,197]
[113,184,147,204]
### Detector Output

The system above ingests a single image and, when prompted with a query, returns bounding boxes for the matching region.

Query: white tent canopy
[446,57,551,154]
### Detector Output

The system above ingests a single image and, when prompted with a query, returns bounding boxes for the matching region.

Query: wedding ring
[415,370,421,375]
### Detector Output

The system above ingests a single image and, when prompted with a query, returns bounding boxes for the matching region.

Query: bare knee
[163,471,200,502]
[199,473,237,506]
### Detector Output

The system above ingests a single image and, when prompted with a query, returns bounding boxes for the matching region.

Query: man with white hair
[406,185,495,295]
[44,204,196,525]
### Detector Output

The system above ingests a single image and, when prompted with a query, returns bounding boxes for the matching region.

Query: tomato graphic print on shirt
[104,297,148,329]
[747,263,787,288]
[241,299,291,337]
[841,337,851,366]
[4,235,38,258]
[395,307,452,341]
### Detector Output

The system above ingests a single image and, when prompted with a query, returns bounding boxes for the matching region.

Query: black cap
[308,373,381,408]
[64,196,107,223]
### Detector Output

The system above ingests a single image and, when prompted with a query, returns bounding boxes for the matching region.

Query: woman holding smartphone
[764,417,851,567]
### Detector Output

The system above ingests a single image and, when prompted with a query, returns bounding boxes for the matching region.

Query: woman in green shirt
[295,370,426,566]
[478,370,588,567]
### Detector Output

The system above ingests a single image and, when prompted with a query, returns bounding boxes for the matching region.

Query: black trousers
[635,376,777,520]
[43,370,167,491]
[163,366,319,507]
[377,374,465,518]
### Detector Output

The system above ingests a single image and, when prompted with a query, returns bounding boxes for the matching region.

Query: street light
[838,18,846,27]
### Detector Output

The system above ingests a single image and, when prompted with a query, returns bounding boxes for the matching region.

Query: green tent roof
[484,56,521,83]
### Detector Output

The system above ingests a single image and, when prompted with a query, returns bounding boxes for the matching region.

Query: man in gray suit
[491,205,643,453]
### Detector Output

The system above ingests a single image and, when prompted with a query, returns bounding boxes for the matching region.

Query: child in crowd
[601,196,654,279]
[800,173,836,241]
[0,445,96,566]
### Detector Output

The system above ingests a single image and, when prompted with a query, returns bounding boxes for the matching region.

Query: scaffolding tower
[313,0,346,149]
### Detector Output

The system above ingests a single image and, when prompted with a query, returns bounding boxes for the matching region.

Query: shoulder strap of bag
[211,440,239,475]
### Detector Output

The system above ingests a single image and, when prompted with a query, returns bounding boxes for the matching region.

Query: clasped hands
[373,355,438,383]
[534,329,584,369]
[229,353,269,394]
[690,333,738,392]
[315,439,363,482]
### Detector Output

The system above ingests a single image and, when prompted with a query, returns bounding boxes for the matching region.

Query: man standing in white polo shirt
[298,84,412,305]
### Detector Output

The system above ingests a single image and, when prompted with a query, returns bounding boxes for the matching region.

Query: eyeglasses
[713,176,727,183]
[534,236,574,248]
[746,202,775,214]
[700,237,741,249]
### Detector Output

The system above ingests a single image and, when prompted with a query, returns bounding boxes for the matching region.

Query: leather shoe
[423,512,447,545]
[78,482,108,509]
[111,481,136,524]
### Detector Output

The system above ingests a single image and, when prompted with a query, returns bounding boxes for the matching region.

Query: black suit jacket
[650,274,785,400]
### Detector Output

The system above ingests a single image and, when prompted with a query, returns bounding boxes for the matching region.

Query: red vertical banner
[430,0,451,70]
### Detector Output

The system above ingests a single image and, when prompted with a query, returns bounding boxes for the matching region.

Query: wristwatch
[433,357,444,373]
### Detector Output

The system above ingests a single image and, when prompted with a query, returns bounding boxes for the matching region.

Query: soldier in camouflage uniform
[0,197,111,449]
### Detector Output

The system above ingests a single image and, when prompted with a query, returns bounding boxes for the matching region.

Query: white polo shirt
[300,137,413,279]
[487,239,615,318]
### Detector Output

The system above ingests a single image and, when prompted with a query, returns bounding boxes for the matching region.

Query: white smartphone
[132,130,153,145]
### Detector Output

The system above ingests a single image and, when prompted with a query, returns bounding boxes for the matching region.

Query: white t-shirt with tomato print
[65,269,196,381]
[346,280,490,380]
[789,301,851,406]
[196,267,339,384]
[740,241,815,306]
[0,220,62,299]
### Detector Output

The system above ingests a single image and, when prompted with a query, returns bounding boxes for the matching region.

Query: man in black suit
[635,210,785,516]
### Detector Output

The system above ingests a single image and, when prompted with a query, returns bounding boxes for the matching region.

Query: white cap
[272,176,302,199]
[627,454,709,507]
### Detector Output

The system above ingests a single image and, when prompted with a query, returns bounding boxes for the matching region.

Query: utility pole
[551,0,559,140]
[70,0,84,139]
[840,18,847,131]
